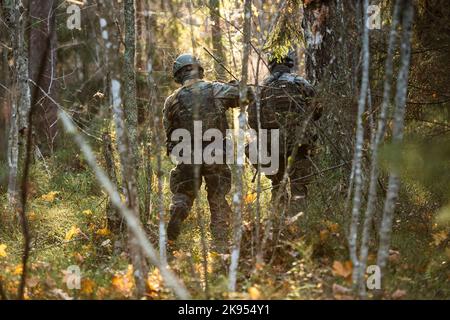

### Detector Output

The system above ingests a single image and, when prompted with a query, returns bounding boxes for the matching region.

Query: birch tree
[228,0,251,293]
[356,0,402,296]
[111,78,148,297]
[7,0,30,208]
[348,0,370,288]
[376,0,414,284]
[123,0,139,162]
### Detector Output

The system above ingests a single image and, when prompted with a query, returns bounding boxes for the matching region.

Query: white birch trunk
[228,0,251,293]
[356,0,401,296]
[348,0,370,286]
[376,0,414,283]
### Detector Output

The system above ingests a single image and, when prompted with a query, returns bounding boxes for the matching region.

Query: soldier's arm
[213,82,254,109]
[295,76,322,121]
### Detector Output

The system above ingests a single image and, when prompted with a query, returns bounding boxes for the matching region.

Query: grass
[0,138,449,300]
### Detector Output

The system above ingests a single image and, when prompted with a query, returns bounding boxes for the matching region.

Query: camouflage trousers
[269,145,313,215]
[167,163,232,245]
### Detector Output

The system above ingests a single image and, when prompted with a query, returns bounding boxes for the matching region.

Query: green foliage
[264,0,303,60]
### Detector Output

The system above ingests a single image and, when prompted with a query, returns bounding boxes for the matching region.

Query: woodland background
[0,0,449,299]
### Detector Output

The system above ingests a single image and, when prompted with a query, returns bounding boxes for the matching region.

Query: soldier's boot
[209,196,231,254]
[167,194,191,242]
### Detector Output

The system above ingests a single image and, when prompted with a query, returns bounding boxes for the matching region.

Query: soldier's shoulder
[163,90,180,110]
[293,75,315,93]
[290,74,311,86]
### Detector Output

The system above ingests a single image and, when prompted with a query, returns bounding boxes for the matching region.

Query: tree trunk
[228,0,251,293]
[209,0,227,81]
[29,0,57,155]
[123,0,139,162]
[7,0,31,208]
[112,77,148,298]
[377,0,414,284]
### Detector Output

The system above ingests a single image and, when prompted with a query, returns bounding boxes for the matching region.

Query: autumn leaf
[40,191,59,202]
[248,286,261,300]
[147,269,163,298]
[112,265,134,297]
[28,211,37,221]
[0,244,7,258]
[391,289,407,300]
[82,209,93,216]
[332,260,352,278]
[319,229,329,242]
[13,264,23,276]
[96,227,110,236]
[432,230,448,246]
[81,278,95,295]
[244,193,257,204]
[65,226,81,241]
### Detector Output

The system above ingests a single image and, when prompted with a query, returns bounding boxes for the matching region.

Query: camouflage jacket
[247,71,320,149]
[163,79,242,155]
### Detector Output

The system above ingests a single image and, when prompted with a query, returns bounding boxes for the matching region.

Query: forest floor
[0,141,449,300]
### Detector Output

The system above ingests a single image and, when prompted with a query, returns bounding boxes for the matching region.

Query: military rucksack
[248,72,315,151]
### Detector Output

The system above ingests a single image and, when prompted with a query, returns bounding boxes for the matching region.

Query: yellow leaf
[40,191,59,202]
[65,226,80,241]
[332,260,352,278]
[112,265,134,297]
[13,264,23,276]
[96,227,110,236]
[319,229,329,242]
[248,286,261,300]
[82,209,93,216]
[0,244,7,258]
[244,193,257,204]
[432,230,448,246]
[28,211,37,221]
[81,278,95,295]
[147,269,162,297]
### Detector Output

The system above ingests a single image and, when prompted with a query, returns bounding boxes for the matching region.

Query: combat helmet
[268,50,295,72]
[172,53,203,78]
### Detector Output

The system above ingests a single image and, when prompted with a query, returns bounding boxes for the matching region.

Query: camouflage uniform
[163,79,241,246]
[248,65,320,212]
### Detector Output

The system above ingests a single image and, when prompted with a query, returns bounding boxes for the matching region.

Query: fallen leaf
[51,288,73,300]
[244,193,257,204]
[332,260,352,278]
[319,229,329,242]
[96,227,110,236]
[332,283,352,295]
[391,289,407,300]
[82,209,93,216]
[248,286,261,300]
[28,211,37,221]
[81,278,95,295]
[112,265,134,297]
[13,264,23,276]
[0,244,7,258]
[147,269,162,297]
[40,191,59,202]
[432,230,448,246]
[65,226,81,241]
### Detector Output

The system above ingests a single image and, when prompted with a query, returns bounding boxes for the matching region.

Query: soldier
[248,52,321,214]
[163,53,252,252]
